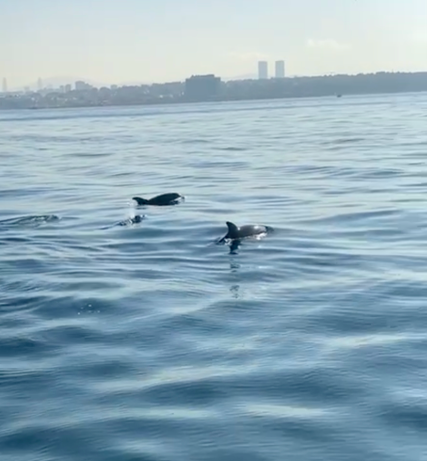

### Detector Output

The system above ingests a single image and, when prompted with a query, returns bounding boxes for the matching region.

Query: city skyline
[3,70,427,111]
[3,58,288,93]
[1,65,425,95]
[1,0,426,88]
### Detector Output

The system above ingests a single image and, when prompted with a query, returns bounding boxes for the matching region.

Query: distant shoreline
[1,71,427,111]
[0,89,423,112]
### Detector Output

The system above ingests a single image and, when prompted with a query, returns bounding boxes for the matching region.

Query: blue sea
[1,93,427,461]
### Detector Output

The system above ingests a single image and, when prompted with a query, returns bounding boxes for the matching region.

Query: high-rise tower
[275,60,285,78]
[258,61,268,79]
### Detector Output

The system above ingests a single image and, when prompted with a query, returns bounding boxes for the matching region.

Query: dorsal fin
[133,197,148,205]
[226,221,239,238]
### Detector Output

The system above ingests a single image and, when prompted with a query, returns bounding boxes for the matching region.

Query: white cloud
[306,39,350,51]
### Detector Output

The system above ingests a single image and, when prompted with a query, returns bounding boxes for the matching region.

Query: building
[275,60,285,78]
[184,74,221,101]
[2,78,7,93]
[75,80,92,91]
[258,61,268,79]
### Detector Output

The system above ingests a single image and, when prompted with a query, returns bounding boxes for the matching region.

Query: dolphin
[101,214,146,230]
[0,214,60,228]
[118,214,146,226]
[217,221,273,244]
[132,193,184,207]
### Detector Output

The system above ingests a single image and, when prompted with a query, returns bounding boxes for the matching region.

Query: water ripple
[1,93,427,460]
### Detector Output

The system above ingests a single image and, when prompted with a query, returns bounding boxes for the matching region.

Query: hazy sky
[1,0,427,88]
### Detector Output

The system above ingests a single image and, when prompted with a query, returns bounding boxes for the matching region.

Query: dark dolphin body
[217,221,273,244]
[132,193,184,207]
